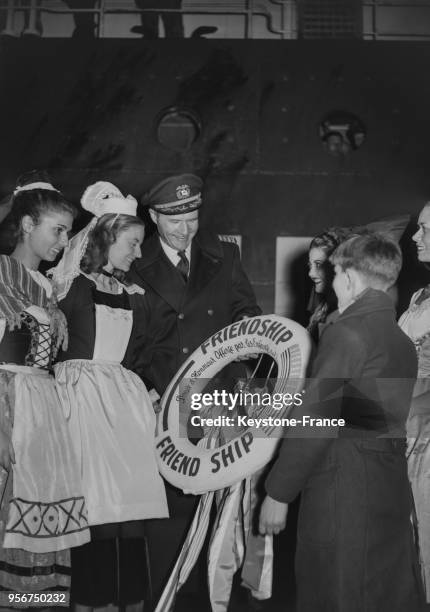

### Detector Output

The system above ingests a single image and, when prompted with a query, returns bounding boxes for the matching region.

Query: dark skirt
[71,522,150,607]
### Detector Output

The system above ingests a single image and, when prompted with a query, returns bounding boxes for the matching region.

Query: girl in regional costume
[399,201,430,601]
[50,182,168,611]
[307,228,349,342]
[0,176,89,598]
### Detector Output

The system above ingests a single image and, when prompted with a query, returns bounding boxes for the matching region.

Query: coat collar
[132,230,224,311]
[337,288,396,323]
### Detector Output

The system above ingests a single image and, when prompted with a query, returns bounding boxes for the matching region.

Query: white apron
[55,304,168,526]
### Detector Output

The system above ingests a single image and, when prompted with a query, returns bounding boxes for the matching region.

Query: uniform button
[207,309,214,316]
[182,347,189,354]
[178,313,185,320]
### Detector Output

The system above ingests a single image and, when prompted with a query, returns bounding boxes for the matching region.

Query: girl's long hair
[81,213,145,283]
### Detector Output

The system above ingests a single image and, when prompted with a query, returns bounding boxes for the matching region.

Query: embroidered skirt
[0,367,89,598]
[54,360,168,526]
[0,365,89,554]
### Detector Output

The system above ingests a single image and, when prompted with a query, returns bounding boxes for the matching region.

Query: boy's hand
[259,495,288,536]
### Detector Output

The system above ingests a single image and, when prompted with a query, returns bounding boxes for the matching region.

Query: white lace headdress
[48,181,138,299]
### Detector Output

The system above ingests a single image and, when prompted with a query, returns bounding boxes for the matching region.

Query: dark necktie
[100,270,115,278]
[177,250,189,282]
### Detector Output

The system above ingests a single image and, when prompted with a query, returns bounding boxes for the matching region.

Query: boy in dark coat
[259,233,424,612]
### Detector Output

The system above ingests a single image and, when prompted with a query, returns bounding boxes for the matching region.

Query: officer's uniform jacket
[131,228,261,395]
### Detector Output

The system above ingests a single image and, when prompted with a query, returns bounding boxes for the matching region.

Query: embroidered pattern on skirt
[6,496,88,539]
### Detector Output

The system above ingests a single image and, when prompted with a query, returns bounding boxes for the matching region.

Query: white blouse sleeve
[25,305,50,325]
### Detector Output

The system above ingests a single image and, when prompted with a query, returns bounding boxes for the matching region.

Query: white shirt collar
[159,237,192,267]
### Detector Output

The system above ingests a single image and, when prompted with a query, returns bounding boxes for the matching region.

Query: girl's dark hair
[307,227,351,339]
[0,171,76,254]
[309,227,350,257]
[81,214,145,281]
[308,227,350,300]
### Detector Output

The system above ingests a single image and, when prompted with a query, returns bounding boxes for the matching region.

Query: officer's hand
[148,388,162,413]
[258,495,288,536]
[152,399,162,414]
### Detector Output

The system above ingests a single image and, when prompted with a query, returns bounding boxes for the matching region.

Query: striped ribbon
[155,439,272,612]
[240,473,273,600]
[154,436,216,612]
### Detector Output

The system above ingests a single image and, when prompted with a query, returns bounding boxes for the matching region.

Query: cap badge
[176,184,191,200]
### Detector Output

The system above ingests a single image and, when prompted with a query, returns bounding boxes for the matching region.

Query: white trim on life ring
[155,315,312,494]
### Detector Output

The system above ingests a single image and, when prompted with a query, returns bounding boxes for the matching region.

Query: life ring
[155,315,312,494]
